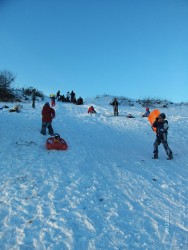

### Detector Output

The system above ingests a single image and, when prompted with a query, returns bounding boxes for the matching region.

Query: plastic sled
[148,109,160,132]
[46,133,68,150]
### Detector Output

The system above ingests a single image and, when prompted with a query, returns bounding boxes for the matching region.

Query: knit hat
[45,102,50,106]
[159,113,166,119]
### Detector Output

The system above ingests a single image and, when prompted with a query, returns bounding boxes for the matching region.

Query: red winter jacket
[42,104,55,122]
[88,106,96,113]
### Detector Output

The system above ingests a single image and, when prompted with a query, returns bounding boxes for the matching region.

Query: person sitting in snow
[142,107,150,117]
[127,113,135,118]
[0,105,9,110]
[76,97,83,105]
[88,106,96,114]
[152,113,173,160]
[41,102,55,136]
[9,105,22,113]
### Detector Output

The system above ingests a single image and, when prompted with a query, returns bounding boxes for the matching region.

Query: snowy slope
[0,97,188,250]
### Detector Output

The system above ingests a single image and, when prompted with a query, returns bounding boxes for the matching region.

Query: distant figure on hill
[88,106,96,114]
[31,89,36,108]
[70,90,76,103]
[66,92,70,102]
[76,97,83,105]
[56,90,60,100]
[0,105,9,110]
[142,107,150,117]
[9,105,22,113]
[50,94,56,107]
[41,102,55,136]
[58,95,66,102]
[127,113,135,118]
[152,113,173,160]
[111,98,119,116]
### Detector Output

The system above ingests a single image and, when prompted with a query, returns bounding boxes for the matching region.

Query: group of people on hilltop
[55,90,83,105]
[31,89,84,108]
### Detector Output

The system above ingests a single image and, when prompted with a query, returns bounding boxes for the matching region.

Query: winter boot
[167,154,173,160]
[152,154,158,159]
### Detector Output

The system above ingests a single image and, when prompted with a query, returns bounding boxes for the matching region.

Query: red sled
[46,133,68,150]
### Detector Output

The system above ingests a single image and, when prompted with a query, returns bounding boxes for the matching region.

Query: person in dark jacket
[152,113,173,160]
[111,98,119,116]
[76,97,83,105]
[56,90,60,100]
[40,102,55,135]
[70,90,76,103]
[66,92,70,102]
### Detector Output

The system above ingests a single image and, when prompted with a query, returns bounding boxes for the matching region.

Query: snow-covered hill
[0,96,188,250]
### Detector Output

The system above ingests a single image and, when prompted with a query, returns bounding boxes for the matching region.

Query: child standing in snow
[152,113,173,160]
[41,102,55,136]
[50,94,56,107]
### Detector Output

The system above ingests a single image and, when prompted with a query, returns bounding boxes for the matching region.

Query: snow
[0,96,188,250]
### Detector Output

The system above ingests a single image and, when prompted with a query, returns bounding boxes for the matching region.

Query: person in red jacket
[40,102,55,135]
[88,106,96,114]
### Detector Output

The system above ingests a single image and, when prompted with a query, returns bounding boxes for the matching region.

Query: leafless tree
[0,70,16,101]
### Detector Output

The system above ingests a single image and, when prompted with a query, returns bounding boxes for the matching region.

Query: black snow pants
[153,136,173,157]
[41,122,54,136]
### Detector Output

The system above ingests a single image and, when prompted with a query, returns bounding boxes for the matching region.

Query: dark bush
[0,70,15,101]
[22,87,44,99]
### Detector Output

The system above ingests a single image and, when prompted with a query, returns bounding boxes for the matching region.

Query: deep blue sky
[0,0,188,102]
